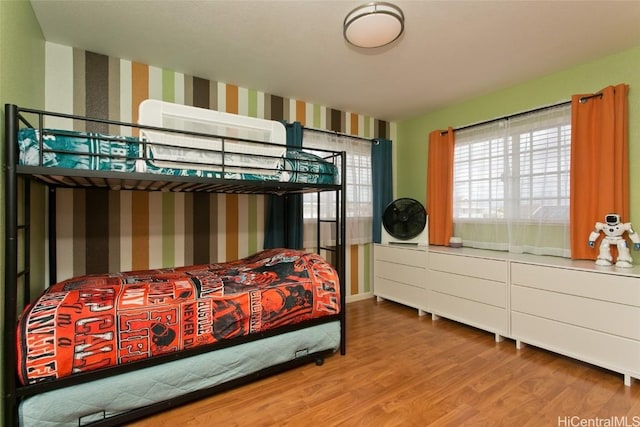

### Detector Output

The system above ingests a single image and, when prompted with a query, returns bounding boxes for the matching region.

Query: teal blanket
[19,128,140,172]
[18,128,338,184]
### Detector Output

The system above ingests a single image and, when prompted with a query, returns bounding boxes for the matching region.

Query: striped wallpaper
[44,42,394,299]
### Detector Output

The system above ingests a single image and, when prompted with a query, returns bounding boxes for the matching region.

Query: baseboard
[346,292,374,303]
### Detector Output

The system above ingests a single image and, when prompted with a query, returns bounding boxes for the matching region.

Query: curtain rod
[304,126,376,143]
[440,93,602,136]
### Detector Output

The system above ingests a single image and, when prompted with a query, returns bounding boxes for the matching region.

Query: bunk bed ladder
[314,152,347,355]
[338,153,346,355]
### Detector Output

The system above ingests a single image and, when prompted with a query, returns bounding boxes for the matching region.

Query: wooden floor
[129,298,640,426]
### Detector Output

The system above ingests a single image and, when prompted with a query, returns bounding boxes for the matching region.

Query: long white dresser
[373,244,640,385]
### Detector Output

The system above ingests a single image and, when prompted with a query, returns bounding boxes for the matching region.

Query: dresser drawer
[512,312,640,378]
[430,270,505,308]
[512,285,640,340]
[430,291,507,335]
[511,263,640,306]
[375,276,427,309]
[375,259,426,289]
[429,252,506,282]
[374,244,426,267]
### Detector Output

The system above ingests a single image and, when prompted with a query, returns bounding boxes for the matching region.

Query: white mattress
[19,321,340,426]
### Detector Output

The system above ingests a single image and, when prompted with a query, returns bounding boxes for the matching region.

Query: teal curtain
[372,138,393,243]
[264,122,303,249]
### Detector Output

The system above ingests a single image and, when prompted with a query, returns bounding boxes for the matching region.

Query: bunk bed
[3,101,346,426]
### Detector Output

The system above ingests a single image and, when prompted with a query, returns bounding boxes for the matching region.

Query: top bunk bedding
[16,248,340,386]
[13,100,340,186]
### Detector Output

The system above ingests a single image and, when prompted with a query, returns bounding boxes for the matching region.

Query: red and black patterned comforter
[16,249,340,385]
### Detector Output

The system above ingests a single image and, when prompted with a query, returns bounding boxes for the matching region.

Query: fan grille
[382,198,426,240]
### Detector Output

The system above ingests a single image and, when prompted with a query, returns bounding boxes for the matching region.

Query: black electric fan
[382,198,427,242]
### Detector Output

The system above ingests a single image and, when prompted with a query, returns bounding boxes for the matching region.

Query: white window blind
[452,103,571,256]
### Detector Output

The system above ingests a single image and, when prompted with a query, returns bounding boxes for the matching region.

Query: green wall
[0,0,45,422]
[0,1,45,108]
[397,46,640,226]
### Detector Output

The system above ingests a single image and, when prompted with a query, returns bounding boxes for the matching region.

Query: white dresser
[509,257,640,386]
[373,244,429,315]
[428,248,509,342]
[372,241,640,385]
[427,248,640,386]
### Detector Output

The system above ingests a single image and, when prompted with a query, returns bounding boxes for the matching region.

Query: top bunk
[4,101,344,195]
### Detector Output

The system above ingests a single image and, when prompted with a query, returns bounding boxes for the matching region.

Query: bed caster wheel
[315,358,324,366]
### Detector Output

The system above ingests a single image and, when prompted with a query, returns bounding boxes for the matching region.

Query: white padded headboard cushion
[137,100,287,172]
[138,99,286,145]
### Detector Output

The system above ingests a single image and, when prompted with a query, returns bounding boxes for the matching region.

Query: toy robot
[588,213,640,267]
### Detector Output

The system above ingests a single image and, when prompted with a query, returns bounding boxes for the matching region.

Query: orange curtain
[427,128,454,245]
[570,84,629,259]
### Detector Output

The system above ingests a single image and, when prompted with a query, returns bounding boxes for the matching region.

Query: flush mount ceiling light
[343,2,405,48]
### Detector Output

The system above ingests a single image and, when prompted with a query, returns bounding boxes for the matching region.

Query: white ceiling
[30,0,640,122]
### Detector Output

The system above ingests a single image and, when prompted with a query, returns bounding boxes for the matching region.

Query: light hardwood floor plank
[128,298,640,426]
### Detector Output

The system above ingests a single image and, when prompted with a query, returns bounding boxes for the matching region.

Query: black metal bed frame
[3,103,347,426]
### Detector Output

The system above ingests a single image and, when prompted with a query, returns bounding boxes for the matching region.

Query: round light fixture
[343,2,405,48]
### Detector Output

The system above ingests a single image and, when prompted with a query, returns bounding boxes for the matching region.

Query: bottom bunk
[19,321,340,426]
[13,248,343,426]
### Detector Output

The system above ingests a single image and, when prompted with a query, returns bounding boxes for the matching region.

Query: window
[452,104,571,256]
[302,129,373,246]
